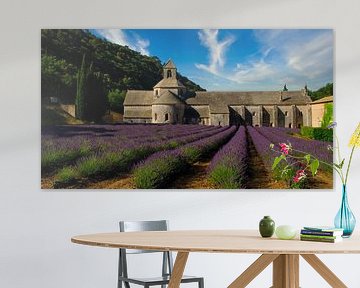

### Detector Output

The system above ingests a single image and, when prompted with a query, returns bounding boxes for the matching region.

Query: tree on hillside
[85,71,108,122]
[75,54,88,120]
[75,54,108,122]
[308,83,333,101]
[41,54,77,103]
[108,89,126,113]
[41,29,205,100]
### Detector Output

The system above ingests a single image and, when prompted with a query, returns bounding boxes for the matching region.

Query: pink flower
[279,143,290,155]
[293,169,306,183]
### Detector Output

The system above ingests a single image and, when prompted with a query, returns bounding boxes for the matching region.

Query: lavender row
[247,126,279,172]
[207,126,248,188]
[255,127,332,164]
[133,126,237,188]
[53,126,231,187]
[42,124,216,153]
[42,125,221,175]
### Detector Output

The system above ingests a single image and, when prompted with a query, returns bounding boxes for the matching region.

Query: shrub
[41,144,91,175]
[321,103,333,128]
[182,147,202,163]
[209,164,243,189]
[54,167,79,187]
[300,126,333,142]
[54,147,154,186]
[208,126,248,188]
[134,151,188,189]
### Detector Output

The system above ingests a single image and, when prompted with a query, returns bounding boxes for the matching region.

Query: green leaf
[310,159,320,176]
[339,158,345,169]
[304,154,311,164]
[272,155,285,170]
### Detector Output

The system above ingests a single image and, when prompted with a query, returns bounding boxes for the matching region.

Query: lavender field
[41,124,333,189]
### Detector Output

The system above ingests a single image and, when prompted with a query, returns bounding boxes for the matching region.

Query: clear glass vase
[334,185,356,237]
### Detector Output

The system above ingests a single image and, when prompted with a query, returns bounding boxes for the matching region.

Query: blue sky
[90,29,333,91]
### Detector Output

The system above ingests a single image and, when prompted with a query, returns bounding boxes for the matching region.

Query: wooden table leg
[228,254,279,288]
[272,254,299,288]
[168,252,189,288]
[301,254,347,288]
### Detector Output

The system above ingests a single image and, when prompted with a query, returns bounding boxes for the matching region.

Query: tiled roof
[123,90,154,106]
[311,96,333,104]
[153,91,185,105]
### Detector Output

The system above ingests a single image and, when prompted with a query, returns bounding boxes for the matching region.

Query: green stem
[272,147,344,183]
[335,135,342,165]
[345,129,360,185]
[345,145,356,186]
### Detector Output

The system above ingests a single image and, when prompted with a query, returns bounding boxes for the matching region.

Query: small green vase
[259,216,275,238]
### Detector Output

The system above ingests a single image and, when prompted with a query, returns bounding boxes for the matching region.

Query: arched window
[289,123,292,128]
[154,113,157,121]
[285,111,288,117]
[167,70,172,78]
[155,90,159,96]
[165,113,169,121]
[252,112,256,117]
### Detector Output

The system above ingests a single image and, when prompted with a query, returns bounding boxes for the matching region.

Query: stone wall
[152,104,184,124]
[311,103,325,127]
[123,105,152,123]
[60,104,76,118]
[210,113,229,126]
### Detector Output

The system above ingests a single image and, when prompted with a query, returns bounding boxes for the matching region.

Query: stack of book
[300,226,344,243]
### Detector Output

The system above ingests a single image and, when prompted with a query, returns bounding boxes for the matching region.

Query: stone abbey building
[123,60,313,127]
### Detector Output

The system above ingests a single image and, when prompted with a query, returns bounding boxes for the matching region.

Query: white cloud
[195,29,235,75]
[200,29,333,90]
[133,34,150,56]
[286,32,333,79]
[253,29,334,84]
[95,29,150,55]
[230,60,275,84]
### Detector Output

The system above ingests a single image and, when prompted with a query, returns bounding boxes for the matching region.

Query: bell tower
[153,59,186,98]
[163,59,177,80]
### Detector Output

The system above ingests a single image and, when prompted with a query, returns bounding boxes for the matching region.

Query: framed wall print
[41,29,333,190]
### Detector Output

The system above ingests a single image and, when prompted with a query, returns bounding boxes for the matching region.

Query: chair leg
[198,278,204,288]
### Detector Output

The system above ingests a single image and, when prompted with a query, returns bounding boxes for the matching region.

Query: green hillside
[41,29,205,107]
[308,83,333,101]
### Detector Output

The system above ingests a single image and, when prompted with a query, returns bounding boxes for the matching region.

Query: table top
[71,230,360,254]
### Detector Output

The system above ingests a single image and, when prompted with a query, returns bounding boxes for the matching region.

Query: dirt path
[87,173,135,189]
[169,159,215,189]
[246,135,286,189]
[41,177,55,189]
[306,170,333,189]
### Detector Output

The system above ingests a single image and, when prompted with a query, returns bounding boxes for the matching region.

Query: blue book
[302,226,343,237]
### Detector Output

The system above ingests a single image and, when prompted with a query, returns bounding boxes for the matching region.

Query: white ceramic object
[275,225,297,240]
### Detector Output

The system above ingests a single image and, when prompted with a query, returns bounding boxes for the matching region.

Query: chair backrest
[118,220,173,283]
[119,220,169,254]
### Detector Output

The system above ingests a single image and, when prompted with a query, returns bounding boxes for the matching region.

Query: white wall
[1,0,360,287]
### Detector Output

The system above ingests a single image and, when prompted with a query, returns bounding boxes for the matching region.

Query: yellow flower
[349,123,360,147]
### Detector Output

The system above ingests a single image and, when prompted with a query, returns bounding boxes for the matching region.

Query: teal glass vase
[334,185,356,237]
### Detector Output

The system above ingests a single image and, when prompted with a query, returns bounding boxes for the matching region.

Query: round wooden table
[72,230,360,288]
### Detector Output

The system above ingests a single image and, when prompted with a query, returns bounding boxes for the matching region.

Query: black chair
[118,220,204,288]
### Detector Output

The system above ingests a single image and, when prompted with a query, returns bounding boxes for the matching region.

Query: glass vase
[334,185,356,237]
